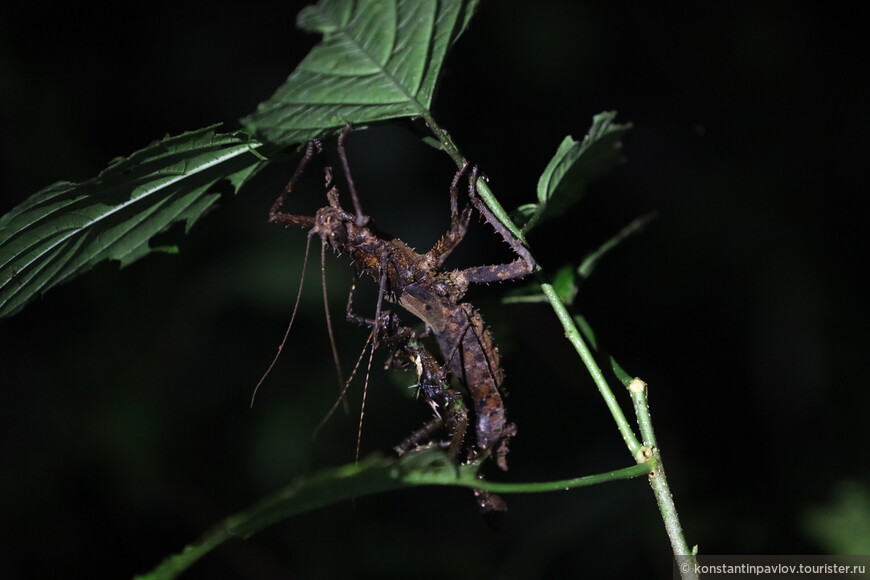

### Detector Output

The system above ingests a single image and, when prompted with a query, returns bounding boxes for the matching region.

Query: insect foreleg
[336,122,367,226]
[268,139,323,228]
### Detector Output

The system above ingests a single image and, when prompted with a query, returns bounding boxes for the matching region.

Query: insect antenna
[250,232,314,407]
[312,325,374,438]
[320,239,350,414]
[355,271,387,463]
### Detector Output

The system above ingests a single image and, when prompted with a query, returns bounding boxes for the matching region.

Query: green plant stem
[630,380,697,579]
[539,281,644,455]
[648,454,697,579]
[470,463,651,493]
[629,378,657,448]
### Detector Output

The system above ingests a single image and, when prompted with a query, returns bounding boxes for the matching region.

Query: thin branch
[630,378,698,579]
[539,281,644,455]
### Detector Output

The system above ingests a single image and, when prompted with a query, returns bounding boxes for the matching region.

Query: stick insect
[267,124,536,472]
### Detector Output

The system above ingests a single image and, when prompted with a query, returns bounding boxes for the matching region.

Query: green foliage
[514,111,632,233]
[0,127,264,318]
[242,0,480,146]
[1,0,690,577]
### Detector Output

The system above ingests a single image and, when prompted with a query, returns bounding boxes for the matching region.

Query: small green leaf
[502,263,577,306]
[573,313,599,351]
[0,127,265,318]
[573,313,632,385]
[520,111,632,233]
[511,202,537,224]
[242,0,480,146]
[577,212,657,280]
[551,263,578,305]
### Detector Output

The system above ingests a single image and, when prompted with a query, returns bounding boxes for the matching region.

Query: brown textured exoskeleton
[268,124,536,472]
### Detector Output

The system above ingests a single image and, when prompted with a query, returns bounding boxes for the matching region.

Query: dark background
[2,2,869,578]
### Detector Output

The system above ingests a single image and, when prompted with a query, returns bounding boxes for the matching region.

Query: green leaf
[551,263,579,304]
[519,111,632,233]
[242,0,480,146]
[577,212,657,280]
[573,313,633,385]
[0,127,265,318]
[504,263,578,305]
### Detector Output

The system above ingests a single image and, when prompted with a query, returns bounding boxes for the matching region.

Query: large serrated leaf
[518,111,632,233]
[0,127,265,318]
[242,0,480,146]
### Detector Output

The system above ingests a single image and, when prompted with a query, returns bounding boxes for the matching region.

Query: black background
[2,2,869,578]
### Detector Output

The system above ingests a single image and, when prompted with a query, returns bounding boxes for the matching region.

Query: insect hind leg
[455,166,537,284]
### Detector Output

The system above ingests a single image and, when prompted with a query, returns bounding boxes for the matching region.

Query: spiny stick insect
[266,124,536,476]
